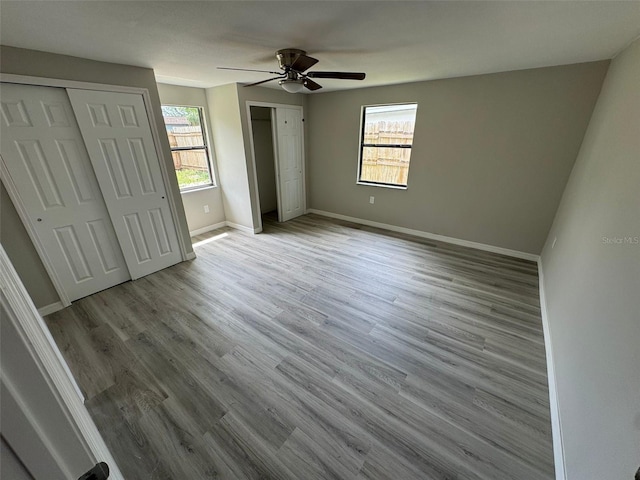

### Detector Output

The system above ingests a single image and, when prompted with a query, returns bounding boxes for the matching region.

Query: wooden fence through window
[167,127,208,171]
[361,120,414,185]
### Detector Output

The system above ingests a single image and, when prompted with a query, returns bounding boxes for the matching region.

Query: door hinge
[78,462,109,480]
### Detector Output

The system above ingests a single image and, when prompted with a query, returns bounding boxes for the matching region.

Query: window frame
[356,102,418,189]
[161,104,216,192]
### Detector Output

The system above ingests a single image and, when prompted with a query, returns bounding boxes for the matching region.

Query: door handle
[78,462,109,480]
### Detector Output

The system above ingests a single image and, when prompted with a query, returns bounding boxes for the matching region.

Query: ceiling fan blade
[243,76,284,88]
[218,67,281,75]
[303,78,323,91]
[306,71,366,80]
[290,54,319,73]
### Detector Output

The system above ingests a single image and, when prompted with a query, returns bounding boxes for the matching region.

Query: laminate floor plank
[276,427,360,480]
[334,370,547,480]
[45,213,554,479]
[276,354,481,480]
[86,360,168,430]
[220,348,372,474]
[95,417,176,480]
[202,410,297,480]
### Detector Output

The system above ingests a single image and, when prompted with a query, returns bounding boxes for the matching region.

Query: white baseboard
[189,220,260,254]
[37,301,65,317]
[225,221,260,234]
[189,221,227,237]
[537,259,566,480]
[306,209,539,262]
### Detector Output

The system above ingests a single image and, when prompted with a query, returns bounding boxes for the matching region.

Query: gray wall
[204,84,307,231]
[205,83,253,229]
[307,61,609,254]
[0,46,194,308]
[157,83,226,232]
[540,39,640,480]
[1,436,34,480]
[250,107,277,214]
[1,183,59,307]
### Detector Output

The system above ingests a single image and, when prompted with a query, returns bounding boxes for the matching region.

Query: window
[358,103,418,188]
[161,105,214,191]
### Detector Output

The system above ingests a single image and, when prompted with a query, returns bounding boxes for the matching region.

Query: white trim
[37,301,65,317]
[0,156,72,308]
[180,185,218,195]
[189,221,227,237]
[357,181,408,190]
[246,103,268,230]
[307,209,539,261]
[1,73,151,95]
[356,102,418,188]
[245,102,264,231]
[189,220,260,237]
[0,244,125,480]
[139,91,190,262]
[185,252,197,260]
[270,107,283,224]
[537,259,567,480]
[225,221,261,234]
[245,101,307,230]
[160,100,220,189]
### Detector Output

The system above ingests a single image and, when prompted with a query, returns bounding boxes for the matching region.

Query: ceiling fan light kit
[219,48,366,93]
[279,78,305,94]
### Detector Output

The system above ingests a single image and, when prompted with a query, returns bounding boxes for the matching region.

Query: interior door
[274,107,304,222]
[0,83,130,301]
[67,89,182,279]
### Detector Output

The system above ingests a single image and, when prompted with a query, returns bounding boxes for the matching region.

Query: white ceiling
[1,1,639,93]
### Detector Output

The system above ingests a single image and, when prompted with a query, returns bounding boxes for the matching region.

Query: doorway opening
[250,106,278,224]
[247,102,306,233]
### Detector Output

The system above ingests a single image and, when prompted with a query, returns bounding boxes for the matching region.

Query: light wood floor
[46,214,554,480]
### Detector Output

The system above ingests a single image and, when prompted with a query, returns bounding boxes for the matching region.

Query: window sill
[357,181,408,190]
[180,185,217,195]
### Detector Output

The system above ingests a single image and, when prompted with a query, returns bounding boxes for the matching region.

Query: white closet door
[274,107,304,222]
[0,83,130,301]
[67,89,181,279]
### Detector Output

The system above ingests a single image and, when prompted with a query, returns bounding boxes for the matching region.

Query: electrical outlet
[369,196,375,204]
[552,236,557,249]
[204,205,210,214]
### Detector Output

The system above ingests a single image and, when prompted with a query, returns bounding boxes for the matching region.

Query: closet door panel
[0,83,129,301]
[274,107,304,222]
[67,89,181,279]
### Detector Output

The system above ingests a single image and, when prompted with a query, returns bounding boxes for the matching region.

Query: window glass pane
[359,103,417,187]
[363,104,417,146]
[162,105,215,190]
[360,146,411,186]
[171,149,212,189]
[162,106,205,147]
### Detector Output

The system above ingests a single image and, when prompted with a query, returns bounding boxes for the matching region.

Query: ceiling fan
[218,48,366,93]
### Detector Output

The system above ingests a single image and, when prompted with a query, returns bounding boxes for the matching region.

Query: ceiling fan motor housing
[276,48,308,71]
[219,48,364,91]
